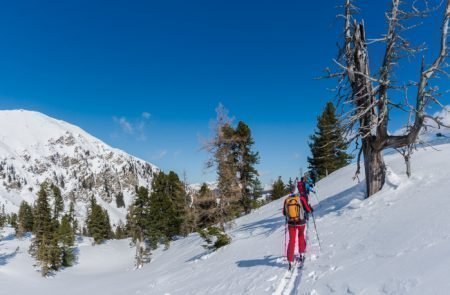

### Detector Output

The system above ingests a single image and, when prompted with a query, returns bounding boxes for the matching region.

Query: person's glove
[310,207,314,213]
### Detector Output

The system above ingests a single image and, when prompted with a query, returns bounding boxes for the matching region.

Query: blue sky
[0,0,447,185]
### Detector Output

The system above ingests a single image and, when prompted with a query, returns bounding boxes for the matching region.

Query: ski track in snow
[273,260,303,295]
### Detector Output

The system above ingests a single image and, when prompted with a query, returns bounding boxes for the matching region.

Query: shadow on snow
[236,255,286,269]
[314,182,366,219]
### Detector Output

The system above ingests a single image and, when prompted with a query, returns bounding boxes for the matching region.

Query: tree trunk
[363,139,386,197]
[405,155,411,178]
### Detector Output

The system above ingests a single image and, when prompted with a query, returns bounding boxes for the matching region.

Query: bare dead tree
[330,0,450,197]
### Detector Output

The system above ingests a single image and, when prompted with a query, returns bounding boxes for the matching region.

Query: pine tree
[51,184,64,221]
[0,205,6,228]
[271,177,286,200]
[86,196,112,244]
[127,186,152,268]
[68,201,78,236]
[148,171,186,248]
[251,178,264,207]
[30,183,61,276]
[204,104,242,230]
[234,121,260,214]
[308,102,353,179]
[58,214,75,267]
[10,213,18,230]
[17,201,34,237]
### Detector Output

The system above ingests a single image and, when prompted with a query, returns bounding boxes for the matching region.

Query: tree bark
[405,155,411,178]
[363,138,386,197]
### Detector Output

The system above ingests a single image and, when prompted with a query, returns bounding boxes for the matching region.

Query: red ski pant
[287,224,306,262]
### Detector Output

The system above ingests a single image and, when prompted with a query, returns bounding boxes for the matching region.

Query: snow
[2,139,450,294]
[0,110,159,226]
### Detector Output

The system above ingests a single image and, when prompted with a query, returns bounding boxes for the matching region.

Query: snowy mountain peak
[0,110,159,225]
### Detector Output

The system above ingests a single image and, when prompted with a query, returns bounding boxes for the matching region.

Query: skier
[297,176,315,202]
[283,190,313,270]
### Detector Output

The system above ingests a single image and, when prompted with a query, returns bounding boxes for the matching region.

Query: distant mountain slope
[0,110,159,225]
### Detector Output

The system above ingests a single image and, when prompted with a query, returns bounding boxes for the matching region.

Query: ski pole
[284,220,287,259]
[313,190,320,206]
[311,212,322,252]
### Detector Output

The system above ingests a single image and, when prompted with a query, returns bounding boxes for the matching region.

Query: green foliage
[199,226,231,251]
[0,205,5,228]
[59,214,75,267]
[308,102,353,179]
[10,213,18,230]
[30,182,62,276]
[86,196,112,244]
[17,201,34,237]
[234,121,260,214]
[68,201,78,236]
[194,183,218,230]
[51,183,64,220]
[114,221,128,239]
[126,171,189,267]
[59,214,75,247]
[148,171,187,247]
[126,186,152,267]
[271,177,287,200]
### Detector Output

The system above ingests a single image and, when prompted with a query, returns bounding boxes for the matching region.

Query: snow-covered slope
[2,140,450,294]
[0,110,159,225]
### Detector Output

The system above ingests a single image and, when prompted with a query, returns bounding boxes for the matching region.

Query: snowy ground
[2,143,450,294]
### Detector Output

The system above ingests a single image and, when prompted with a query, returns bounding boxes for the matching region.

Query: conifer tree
[148,171,186,248]
[271,177,286,200]
[58,214,75,267]
[204,104,241,230]
[17,201,34,237]
[308,102,352,179]
[0,205,6,228]
[251,178,264,207]
[234,121,260,214]
[10,213,18,230]
[51,184,64,220]
[30,183,61,276]
[68,201,78,235]
[86,196,112,244]
[127,186,152,268]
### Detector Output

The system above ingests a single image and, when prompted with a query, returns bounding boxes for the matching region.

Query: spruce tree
[0,205,5,228]
[51,184,64,220]
[251,178,264,207]
[271,177,286,200]
[147,171,186,248]
[10,213,18,230]
[31,183,61,276]
[86,196,112,244]
[68,201,78,236]
[127,186,152,268]
[308,102,353,179]
[234,121,260,214]
[17,201,34,237]
[58,214,75,267]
